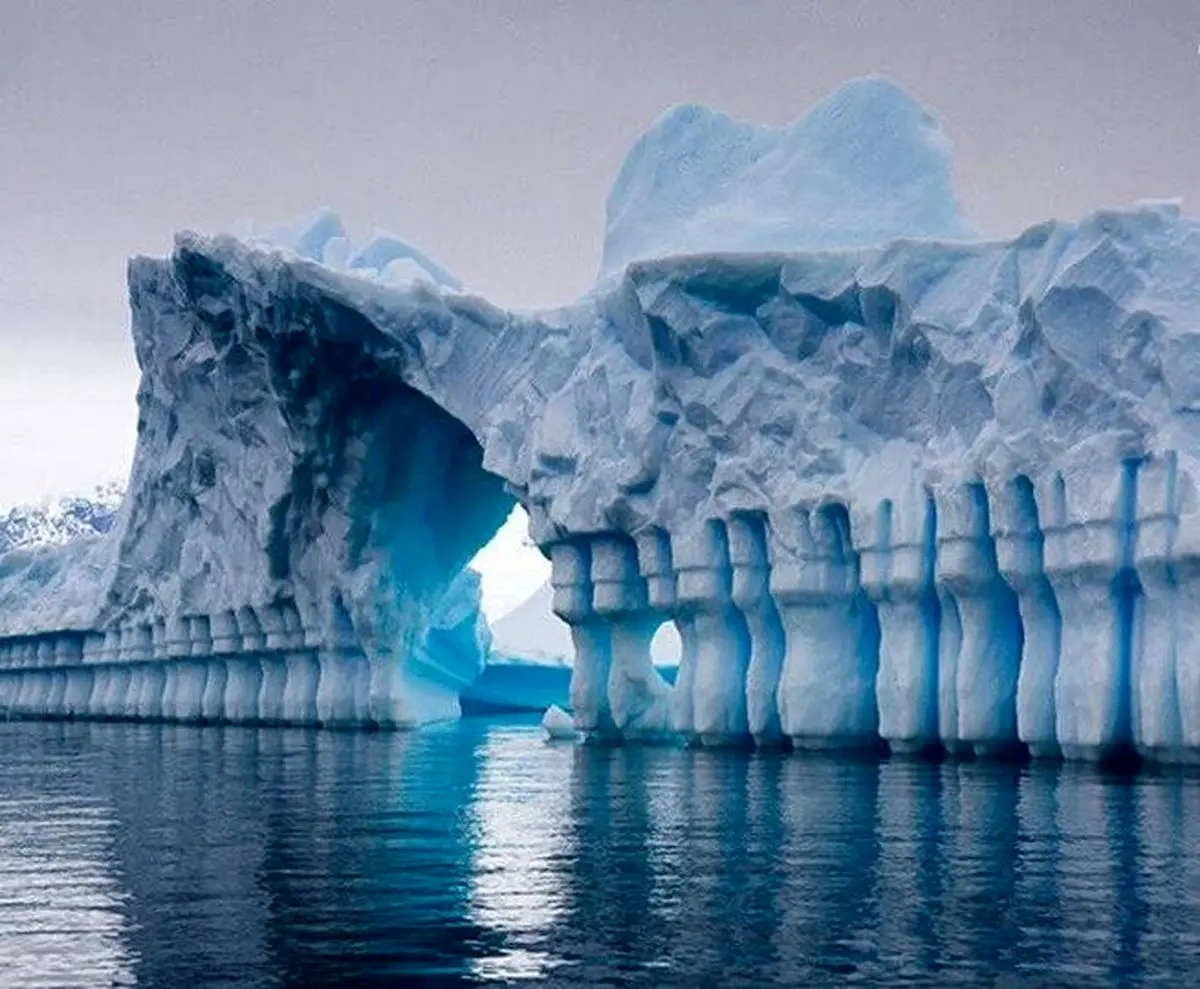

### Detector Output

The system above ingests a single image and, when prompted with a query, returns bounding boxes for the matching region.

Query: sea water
[0,717,1198,987]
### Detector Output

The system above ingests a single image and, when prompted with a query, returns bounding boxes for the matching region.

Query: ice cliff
[2,78,1200,763]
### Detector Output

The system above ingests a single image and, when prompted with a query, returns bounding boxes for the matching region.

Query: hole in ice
[650,620,682,672]
[471,506,550,623]
[472,507,572,666]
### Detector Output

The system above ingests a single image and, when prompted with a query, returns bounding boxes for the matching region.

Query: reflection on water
[1,719,1199,987]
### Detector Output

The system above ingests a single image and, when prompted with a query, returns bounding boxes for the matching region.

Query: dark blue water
[1,719,1199,988]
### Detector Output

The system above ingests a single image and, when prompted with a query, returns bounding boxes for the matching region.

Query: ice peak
[600,76,975,280]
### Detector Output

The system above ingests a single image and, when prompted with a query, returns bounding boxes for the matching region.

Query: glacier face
[3,78,1200,760]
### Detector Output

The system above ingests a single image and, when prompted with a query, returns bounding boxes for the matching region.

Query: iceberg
[2,78,1200,765]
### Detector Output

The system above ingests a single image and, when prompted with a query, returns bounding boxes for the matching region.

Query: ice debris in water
[541,705,579,742]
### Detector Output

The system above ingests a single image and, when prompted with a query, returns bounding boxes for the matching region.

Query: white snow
[0,484,123,553]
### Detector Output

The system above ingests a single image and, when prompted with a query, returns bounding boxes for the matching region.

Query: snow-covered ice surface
[0,484,123,554]
[599,76,974,281]
[0,486,124,635]
[4,78,1200,760]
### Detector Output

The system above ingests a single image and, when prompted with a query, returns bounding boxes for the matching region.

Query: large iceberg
[2,78,1200,764]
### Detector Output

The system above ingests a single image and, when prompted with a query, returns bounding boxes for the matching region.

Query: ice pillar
[934,483,1022,758]
[634,528,699,742]
[1131,454,1193,762]
[279,601,320,725]
[162,616,205,721]
[728,514,787,746]
[593,535,670,741]
[192,615,227,723]
[94,628,129,719]
[989,476,1062,758]
[213,610,260,723]
[1038,463,1139,762]
[670,520,751,747]
[257,605,290,723]
[127,624,162,719]
[79,632,105,718]
[58,635,90,719]
[315,597,370,728]
[553,540,614,740]
[771,504,879,750]
[854,489,940,755]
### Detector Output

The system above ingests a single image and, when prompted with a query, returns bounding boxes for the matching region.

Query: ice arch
[0,235,520,727]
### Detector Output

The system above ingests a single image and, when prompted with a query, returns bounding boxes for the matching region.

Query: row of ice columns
[4,453,1199,754]
[552,521,767,748]
[0,599,361,726]
[545,459,1181,761]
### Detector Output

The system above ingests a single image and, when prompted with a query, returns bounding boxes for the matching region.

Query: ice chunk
[541,704,578,742]
[347,233,462,290]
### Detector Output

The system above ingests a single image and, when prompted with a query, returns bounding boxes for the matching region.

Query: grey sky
[3,0,1200,507]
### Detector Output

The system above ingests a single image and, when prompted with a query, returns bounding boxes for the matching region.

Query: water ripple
[0,721,1199,986]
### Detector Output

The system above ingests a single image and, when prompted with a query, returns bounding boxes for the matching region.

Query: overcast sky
[4,0,1200,609]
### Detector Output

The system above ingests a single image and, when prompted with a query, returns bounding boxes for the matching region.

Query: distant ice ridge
[3,78,1200,762]
[599,76,975,280]
[234,208,463,291]
[0,483,123,554]
[490,582,680,667]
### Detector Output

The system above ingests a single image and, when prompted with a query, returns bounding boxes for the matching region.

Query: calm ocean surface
[1,718,1199,988]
